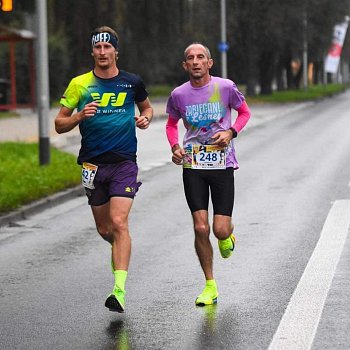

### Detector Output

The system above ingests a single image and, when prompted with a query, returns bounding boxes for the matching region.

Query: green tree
[1,0,350,99]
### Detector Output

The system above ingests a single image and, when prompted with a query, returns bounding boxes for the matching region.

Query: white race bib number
[82,162,98,189]
[192,144,226,169]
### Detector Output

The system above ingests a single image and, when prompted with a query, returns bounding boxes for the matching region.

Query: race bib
[82,162,98,189]
[191,144,226,169]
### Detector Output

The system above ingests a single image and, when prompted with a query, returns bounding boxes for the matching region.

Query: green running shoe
[105,287,125,313]
[218,233,235,259]
[195,285,218,306]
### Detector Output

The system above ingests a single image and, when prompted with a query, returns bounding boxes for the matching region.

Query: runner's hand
[172,147,185,165]
[79,102,99,120]
[135,115,150,129]
[211,130,233,147]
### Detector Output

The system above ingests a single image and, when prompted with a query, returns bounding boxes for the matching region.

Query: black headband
[91,32,119,50]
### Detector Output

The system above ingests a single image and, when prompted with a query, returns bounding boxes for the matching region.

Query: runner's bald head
[184,43,211,60]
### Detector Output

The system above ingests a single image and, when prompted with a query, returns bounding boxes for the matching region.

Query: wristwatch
[229,127,237,139]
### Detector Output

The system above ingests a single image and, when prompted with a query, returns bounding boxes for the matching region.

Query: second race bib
[191,144,226,169]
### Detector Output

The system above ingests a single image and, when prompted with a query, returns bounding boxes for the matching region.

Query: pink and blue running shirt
[166,76,245,169]
[60,70,148,164]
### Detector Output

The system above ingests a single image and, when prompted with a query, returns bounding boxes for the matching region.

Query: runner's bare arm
[135,98,153,129]
[55,102,99,134]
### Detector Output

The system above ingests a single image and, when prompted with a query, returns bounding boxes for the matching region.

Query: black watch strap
[229,127,238,138]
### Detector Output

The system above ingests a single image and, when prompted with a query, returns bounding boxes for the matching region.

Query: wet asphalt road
[1,92,350,349]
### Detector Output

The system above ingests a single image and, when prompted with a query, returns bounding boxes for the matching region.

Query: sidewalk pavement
[0,99,313,226]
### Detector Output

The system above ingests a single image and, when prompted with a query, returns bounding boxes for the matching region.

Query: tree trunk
[259,51,275,95]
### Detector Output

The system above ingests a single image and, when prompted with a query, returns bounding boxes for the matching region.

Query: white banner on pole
[325,19,349,74]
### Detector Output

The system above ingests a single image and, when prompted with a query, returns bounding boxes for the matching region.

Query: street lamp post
[36,0,50,165]
[220,0,228,78]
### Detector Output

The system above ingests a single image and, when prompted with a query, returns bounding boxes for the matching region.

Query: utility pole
[36,0,50,165]
[219,0,228,78]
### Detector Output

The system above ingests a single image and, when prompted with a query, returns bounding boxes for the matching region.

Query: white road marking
[268,200,350,350]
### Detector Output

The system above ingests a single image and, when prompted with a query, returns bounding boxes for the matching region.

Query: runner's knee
[194,223,210,237]
[111,215,129,234]
[213,223,232,240]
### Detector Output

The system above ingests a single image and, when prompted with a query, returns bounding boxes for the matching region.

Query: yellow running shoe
[218,233,235,259]
[195,281,218,306]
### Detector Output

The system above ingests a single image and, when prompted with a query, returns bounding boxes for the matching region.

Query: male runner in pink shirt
[166,42,251,306]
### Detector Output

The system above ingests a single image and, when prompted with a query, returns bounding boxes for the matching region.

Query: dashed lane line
[268,199,350,350]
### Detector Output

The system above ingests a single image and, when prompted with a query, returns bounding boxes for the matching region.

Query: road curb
[0,186,84,228]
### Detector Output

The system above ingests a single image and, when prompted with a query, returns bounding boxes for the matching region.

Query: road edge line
[268,199,350,350]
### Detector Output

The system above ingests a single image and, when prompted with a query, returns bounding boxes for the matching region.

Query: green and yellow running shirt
[60,70,148,164]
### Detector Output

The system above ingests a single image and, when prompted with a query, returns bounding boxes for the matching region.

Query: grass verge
[246,83,348,103]
[0,110,19,119]
[0,142,80,214]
